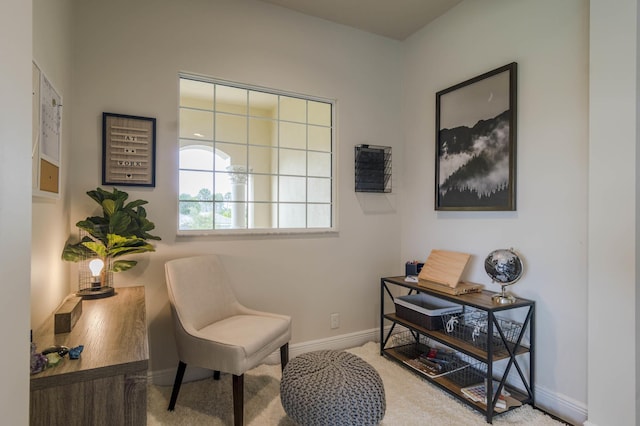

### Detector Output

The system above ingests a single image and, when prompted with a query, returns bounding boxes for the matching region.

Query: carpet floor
[148,341,564,425]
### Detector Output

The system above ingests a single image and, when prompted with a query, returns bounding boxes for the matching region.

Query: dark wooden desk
[30,286,148,426]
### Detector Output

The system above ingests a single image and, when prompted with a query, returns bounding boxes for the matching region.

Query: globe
[484,248,523,304]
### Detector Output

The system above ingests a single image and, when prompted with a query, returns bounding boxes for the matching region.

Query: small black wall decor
[355,144,391,193]
[435,62,517,211]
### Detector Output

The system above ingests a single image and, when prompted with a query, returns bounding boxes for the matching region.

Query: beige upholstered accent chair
[164,255,291,426]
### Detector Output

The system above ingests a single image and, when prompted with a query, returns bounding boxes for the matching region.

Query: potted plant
[62,187,161,297]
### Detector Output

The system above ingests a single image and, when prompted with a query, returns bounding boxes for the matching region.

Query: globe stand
[492,285,517,305]
[485,248,523,305]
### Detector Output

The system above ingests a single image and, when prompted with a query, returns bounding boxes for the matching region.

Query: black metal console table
[380,276,535,423]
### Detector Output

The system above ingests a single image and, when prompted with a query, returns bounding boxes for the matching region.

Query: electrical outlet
[330,313,340,329]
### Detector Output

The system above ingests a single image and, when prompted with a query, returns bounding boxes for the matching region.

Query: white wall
[31,0,74,331]
[588,2,638,426]
[401,1,589,423]
[0,0,32,423]
[70,0,403,375]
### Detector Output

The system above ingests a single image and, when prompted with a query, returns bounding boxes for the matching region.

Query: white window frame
[177,73,338,236]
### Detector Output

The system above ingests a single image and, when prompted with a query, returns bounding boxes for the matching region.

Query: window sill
[176,227,339,239]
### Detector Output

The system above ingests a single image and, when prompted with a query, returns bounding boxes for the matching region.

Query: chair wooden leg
[168,361,187,411]
[232,374,244,426]
[213,370,221,380]
[280,343,289,371]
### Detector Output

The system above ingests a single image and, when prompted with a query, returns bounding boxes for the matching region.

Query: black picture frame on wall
[102,112,156,187]
[435,62,517,211]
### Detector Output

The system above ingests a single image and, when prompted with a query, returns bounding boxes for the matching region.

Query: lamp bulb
[89,259,104,277]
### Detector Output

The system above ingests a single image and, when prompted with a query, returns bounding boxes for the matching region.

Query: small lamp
[89,258,104,290]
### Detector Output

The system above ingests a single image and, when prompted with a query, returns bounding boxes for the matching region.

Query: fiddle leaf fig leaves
[61,187,160,273]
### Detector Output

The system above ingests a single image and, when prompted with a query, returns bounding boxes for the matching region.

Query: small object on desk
[30,343,48,374]
[69,345,84,359]
[54,296,83,334]
[404,357,441,376]
[45,352,63,368]
[404,275,418,283]
[41,345,69,357]
[461,380,510,409]
[405,261,424,276]
[485,248,524,305]
[417,278,483,295]
[425,347,453,361]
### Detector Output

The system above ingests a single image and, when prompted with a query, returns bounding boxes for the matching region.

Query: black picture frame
[435,62,517,211]
[102,112,156,187]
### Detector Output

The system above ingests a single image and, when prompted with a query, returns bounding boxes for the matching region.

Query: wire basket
[441,310,523,352]
[388,330,431,357]
[446,360,488,388]
[389,331,479,379]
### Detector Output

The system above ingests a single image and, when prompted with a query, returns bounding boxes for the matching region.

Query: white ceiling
[256,0,463,40]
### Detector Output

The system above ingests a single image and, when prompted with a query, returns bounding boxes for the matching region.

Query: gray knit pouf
[280,350,386,426]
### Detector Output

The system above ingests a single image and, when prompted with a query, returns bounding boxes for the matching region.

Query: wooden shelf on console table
[382,276,534,311]
[383,345,528,414]
[384,313,530,361]
[30,286,148,426]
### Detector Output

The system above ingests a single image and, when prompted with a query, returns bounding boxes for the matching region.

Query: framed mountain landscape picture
[435,62,517,211]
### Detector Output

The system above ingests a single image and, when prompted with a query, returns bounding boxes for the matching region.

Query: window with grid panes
[178,75,335,233]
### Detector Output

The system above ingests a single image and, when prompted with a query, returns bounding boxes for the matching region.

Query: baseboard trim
[149,328,381,386]
[148,327,587,426]
[273,327,381,360]
[534,384,587,425]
